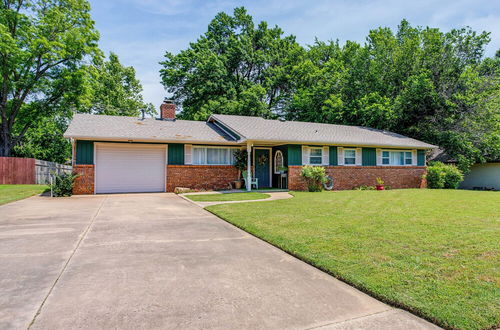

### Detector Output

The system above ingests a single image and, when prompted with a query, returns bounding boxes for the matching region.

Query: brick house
[65,100,435,194]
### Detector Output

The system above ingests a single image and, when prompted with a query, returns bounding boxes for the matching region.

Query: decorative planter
[376,185,385,191]
[233,180,242,189]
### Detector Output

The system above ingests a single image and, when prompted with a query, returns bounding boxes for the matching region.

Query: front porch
[245,143,289,191]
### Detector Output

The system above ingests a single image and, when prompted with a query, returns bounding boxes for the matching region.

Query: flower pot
[376,185,385,190]
[233,180,242,189]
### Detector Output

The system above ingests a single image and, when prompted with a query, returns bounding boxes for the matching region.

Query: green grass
[0,184,48,205]
[186,192,270,202]
[207,189,500,329]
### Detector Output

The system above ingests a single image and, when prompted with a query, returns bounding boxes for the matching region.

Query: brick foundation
[73,165,95,194]
[166,165,238,192]
[288,165,427,191]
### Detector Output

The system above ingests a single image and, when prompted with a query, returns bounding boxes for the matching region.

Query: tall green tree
[160,7,304,120]
[13,115,70,163]
[82,52,154,116]
[286,20,498,170]
[0,0,100,157]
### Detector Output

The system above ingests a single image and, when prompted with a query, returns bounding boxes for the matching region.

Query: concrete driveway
[0,194,438,330]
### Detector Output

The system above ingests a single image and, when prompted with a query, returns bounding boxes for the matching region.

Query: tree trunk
[0,123,12,157]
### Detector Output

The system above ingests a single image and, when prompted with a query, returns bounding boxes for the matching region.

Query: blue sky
[88,0,500,109]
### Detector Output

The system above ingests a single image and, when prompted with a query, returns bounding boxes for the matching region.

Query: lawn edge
[205,203,452,330]
[185,192,271,202]
[0,187,49,206]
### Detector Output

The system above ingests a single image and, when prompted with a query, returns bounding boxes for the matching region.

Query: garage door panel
[96,144,166,194]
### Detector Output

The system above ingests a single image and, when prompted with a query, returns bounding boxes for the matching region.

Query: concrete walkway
[0,193,439,329]
[181,191,293,207]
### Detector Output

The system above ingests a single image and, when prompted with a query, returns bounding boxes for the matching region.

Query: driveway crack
[27,196,108,329]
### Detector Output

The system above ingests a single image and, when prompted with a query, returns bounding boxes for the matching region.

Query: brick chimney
[160,99,176,120]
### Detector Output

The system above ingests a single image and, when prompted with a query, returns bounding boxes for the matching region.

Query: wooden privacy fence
[0,157,72,184]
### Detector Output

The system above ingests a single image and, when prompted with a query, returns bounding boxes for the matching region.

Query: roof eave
[64,134,247,145]
[244,138,437,149]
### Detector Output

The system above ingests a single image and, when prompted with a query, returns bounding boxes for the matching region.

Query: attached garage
[95,143,167,194]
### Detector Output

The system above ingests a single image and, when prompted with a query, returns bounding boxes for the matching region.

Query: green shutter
[287,145,302,165]
[362,148,376,166]
[417,150,426,166]
[329,147,338,165]
[76,140,94,165]
[168,143,184,165]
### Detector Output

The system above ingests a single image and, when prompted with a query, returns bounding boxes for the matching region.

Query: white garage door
[95,143,166,193]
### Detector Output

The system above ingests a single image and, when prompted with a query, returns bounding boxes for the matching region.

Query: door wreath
[258,154,268,166]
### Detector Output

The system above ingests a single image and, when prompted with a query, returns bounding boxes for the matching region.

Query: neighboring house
[459,163,500,190]
[431,149,499,191]
[64,100,435,194]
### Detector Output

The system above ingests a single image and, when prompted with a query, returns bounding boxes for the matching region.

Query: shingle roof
[64,113,436,149]
[210,114,436,149]
[64,114,237,143]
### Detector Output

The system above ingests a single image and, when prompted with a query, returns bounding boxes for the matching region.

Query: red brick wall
[73,165,94,194]
[166,165,238,192]
[288,165,427,191]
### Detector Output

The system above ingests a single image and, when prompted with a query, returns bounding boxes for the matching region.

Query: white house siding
[459,162,500,191]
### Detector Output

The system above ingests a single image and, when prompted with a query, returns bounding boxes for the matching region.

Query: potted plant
[375,177,385,190]
[233,149,248,189]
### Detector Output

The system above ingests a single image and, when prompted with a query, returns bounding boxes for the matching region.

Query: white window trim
[309,147,323,165]
[380,149,415,166]
[274,150,284,174]
[192,145,239,165]
[184,144,192,165]
[343,148,357,166]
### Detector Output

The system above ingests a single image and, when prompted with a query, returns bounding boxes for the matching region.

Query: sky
[88,0,500,110]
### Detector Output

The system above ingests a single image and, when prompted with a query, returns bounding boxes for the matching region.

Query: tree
[160,10,498,170]
[82,52,154,116]
[0,0,99,157]
[160,7,304,120]
[286,20,498,171]
[13,116,70,163]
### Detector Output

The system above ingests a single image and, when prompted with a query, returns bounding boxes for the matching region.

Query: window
[344,149,356,165]
[274,150,284,173]
[309,148,322,164]
[381,150,413,165]
[193,147,236,165]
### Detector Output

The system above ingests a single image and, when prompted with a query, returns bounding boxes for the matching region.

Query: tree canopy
[160,9,500,171]
[160,7,304,120]
[0,0,100,157]
[81,52,154,117]
[1,1,153,162]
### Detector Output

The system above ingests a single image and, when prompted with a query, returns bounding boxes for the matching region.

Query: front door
[254,149,270,188]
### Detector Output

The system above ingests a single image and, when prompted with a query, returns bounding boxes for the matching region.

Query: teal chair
[242,170,258,189]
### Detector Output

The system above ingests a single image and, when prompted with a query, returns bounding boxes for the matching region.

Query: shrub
[442,165,464,189]
[301,165,327,192]
[51,173,78,197]
[353,185,375,190]
[426,162,464,189]
[233,149,248,179]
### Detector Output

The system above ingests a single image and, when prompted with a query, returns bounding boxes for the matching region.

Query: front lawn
[186,192,270,202]
[0,184,48,205]
[207,190,500,329]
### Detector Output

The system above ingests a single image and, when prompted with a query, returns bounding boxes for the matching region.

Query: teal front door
[254,149,270,187]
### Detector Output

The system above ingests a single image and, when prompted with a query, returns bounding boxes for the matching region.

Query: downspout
[246,142,252,191]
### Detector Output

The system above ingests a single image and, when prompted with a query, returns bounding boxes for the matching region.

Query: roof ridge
[73,113,210,124]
